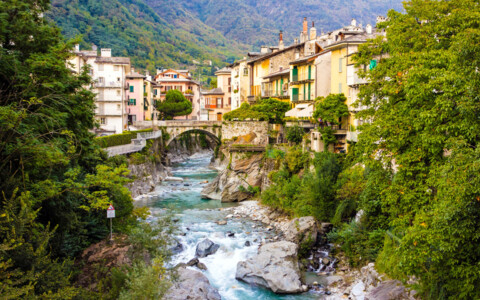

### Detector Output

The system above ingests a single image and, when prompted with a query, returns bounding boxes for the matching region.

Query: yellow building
[261,69,290,102]
[289,54,318,105]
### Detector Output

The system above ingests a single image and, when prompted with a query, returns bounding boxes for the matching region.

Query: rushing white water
[135,152,321,300]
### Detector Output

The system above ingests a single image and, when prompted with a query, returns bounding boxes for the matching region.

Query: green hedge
[95,129,153,148]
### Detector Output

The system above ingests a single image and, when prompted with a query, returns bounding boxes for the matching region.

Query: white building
[230,58,249,110]
[68,46,131,135]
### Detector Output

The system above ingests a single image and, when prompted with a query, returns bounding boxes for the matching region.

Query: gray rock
[235,241,303,294]
[169,239,184,254]
[187,258,199,266]
[196,262,208,271]
[244,241,251,247]
[284,217,319,246]
[195,239,220,258]
[351,281,365,300]
[366,280,410,300]
[165,266,221,300]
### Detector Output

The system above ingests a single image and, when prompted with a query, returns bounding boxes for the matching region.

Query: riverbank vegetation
[0,1,172,298]
[223,98,290,123]
[262,1,480,298]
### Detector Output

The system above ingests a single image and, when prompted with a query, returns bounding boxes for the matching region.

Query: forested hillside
[148,0,404,47]
[47,0,248,71]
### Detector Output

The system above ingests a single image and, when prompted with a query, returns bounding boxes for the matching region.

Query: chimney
[131,67,135,73]
[366,24,373,34]
[351,18,357,27]
[260,46,269,54]
[310,21,317,40]
[303,17,308,34]
[101,48,111,57]
[74,44,80,52]
[376,16,387,25]
[279,30,285,50]
[294,38,299,45]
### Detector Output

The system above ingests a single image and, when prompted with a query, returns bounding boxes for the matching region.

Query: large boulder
[366,280,411,300]
[283,217,319,246]
[195,239,220,258]
[201,152,265,202]
[235,241,303,294]
[165,266,221,300]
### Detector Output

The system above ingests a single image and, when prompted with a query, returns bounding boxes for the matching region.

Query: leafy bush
[95,129,153,148]
[224,98,290,124]
[328,221,385,267]
[286,125,304,144]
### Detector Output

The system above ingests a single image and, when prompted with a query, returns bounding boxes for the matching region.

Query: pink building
[126,70,146,124]
[153,69,201,120]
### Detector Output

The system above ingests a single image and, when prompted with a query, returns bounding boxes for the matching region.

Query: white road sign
[107,204,115,218]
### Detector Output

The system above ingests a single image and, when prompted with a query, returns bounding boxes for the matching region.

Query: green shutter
[369,59,377,70]
[280,78,284,95]
[292,67,298,82]
[276,80,278,96]
[308,65,312,79]
[308,83,311,100]
[292,88,299,102]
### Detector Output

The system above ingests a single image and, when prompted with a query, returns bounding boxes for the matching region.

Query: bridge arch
[166,128,220,148]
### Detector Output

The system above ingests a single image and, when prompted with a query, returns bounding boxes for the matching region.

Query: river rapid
[135,152,321,300]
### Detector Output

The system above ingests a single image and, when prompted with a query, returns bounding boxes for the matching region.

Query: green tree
[285,125,304,144]
[353,0,480,297]
[0,0,137,297]
[155,90,192,120]
[313,94,349,125]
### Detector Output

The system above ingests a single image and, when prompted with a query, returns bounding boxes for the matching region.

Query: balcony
[347,65,368,86]
[262,89,289,99]
[205,104,217,109]
[94,81,124,88]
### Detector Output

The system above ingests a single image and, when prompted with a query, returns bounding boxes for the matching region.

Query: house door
[216,113,222,121]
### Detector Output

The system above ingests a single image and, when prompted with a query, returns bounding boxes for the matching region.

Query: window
[243,68,248,76]
[173,74,178,78]
[143,85,146,93]
[228,97,231,105]
[117,104,121,110]
[228,77,231,85]
[114,65,119,71]
[117,77,120,82]
[154,89,158,95]
[339,58,343,73]
[166,86,172,91]
[129,85,134,92]
[100,118,106,125]
[217,98,222,108]
[98,64,104,71]
[228,87,231,93]
[116,90,121,96]
[339,83,342,94]
[128,99,136,106]
[98,77,105,83]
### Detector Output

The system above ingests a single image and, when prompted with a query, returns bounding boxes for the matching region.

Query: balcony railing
[292,94,299,102]
[94,81,123,88]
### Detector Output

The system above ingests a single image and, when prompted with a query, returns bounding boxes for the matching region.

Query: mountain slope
[147,0,404,47]
[47,0,248,71]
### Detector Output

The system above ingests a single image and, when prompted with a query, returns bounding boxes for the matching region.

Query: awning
[285,103,314,118]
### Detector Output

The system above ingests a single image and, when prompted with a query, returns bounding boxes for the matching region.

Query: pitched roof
[94,57,130,64]
[247,42,306,64]
[262,68,290,79]
[126,71,146,79]
[215,67,231,75]
[201,88,224,95]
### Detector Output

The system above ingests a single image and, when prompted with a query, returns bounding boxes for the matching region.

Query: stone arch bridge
[134,120,223,146]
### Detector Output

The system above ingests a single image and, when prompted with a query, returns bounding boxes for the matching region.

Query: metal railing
[105,130,162,157]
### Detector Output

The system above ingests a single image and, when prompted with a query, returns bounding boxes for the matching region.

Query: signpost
[107,204,115,241]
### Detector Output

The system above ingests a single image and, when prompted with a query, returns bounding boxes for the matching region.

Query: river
[136,152,321,300]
